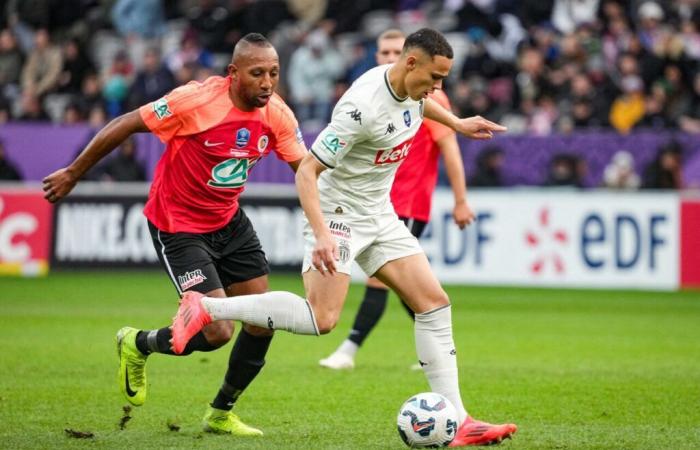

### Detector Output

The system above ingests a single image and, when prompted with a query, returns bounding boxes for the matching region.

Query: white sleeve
[310,97,370,169]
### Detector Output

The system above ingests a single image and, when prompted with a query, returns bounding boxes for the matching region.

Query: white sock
[414,304,468,424]
[336,339,359,358]
[202,291,319,335]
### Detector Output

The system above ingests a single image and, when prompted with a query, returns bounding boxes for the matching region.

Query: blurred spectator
[186,0,239,53]
[0,29,24,94]
[609,75,645,133]
[544,153,582,187]
[0,140,22,181]
[679,72,700,133]
[469,146,504,187]
[17,91,49,121]
[62,101,85,124]
[5,0,51,51]
[111,0,166,39]
[127,47,175,110]
[102,51,133,117]
[57,39,94,94]
[87,104,107,128]
[642,142,684,189]
[20,28,62,97]
[166,30,213,74]
[552,0,600,35]
[288,28,343,127]
[603,150,640,189]
[102,137,146,182]
[637,84,669,129]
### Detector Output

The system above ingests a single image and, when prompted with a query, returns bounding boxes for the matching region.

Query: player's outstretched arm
[295,153,338,275]
[436,134,475,229]
[423,97,506,140]
[43,109,149,203]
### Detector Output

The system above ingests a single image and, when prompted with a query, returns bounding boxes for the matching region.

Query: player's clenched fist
[312,232,339,276]
[43,167,78,203]
[455,116,507,140]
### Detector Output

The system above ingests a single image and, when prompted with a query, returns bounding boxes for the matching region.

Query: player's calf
[202,320,235,347]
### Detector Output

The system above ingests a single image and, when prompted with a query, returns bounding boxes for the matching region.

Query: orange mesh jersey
[390,89,455,222]
[139,76,306,233]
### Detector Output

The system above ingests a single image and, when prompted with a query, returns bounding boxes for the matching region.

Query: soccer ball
[396,392,459,448]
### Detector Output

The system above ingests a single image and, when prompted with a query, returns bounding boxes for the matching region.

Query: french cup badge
[235,128,250,148]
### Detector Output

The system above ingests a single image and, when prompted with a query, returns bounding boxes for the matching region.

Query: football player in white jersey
[172,28,517,446]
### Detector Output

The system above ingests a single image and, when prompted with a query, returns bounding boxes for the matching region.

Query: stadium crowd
[0,0,697,188]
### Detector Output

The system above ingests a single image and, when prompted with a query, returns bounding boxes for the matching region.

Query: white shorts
[302,209,423,276]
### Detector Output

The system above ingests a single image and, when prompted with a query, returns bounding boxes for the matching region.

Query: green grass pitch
[1,272,699,449]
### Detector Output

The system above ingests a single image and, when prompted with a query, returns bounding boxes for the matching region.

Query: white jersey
[310,65,424,216]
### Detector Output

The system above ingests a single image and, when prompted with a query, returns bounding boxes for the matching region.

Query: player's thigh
[366,276,388,289]
[374,253,449,314]
[225,275,273,337]
[148,221,224,295]
[302,270,351,334]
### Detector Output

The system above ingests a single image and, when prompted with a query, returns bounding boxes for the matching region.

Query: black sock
[211,329,273,411]
[348,286,389,346]
[135,327,218,356]
[398,297,416,321]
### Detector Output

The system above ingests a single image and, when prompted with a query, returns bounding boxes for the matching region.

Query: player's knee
[203,320,235,346]
[422,289,450,312]
[243,323,274,337]
[315,315,339,335]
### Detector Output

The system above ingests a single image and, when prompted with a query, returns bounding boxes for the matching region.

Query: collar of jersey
[384,68,408,103]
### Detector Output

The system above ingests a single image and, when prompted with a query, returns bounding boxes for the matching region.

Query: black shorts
[399,216,428,239]
[149,208,270,295]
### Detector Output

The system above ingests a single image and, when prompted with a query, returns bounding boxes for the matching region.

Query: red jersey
[140,76,305,233]
[390,90,455,222]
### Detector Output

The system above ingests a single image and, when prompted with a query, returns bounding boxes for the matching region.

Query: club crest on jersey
[403,110,411,127]
[235,128,250,148]
[257,135,269,152]
[375,137,414,164]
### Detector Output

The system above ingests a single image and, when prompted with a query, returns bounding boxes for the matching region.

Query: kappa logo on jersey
[153,98,172,120]
[385,122,396,135]
[257,135,269,152]
[403,110,411,127]
[321,132,347,155]
[374,137,415,165]
[235,128,250,148]
[347,109,362,125]
[178,269,207,290]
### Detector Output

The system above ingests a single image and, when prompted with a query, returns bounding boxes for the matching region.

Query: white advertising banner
[418,189,679,290]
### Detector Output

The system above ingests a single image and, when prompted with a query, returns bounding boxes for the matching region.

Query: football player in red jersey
[319,29,474,371]
[42,33,306,436]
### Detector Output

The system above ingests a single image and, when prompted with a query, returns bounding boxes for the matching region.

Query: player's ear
[406,55,417,71]
[227,64,237,80]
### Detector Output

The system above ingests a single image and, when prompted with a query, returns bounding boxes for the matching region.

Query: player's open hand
[455,116,506,140]
[312,231,339,276]
[43,167,77,203]
[453,200,475,229]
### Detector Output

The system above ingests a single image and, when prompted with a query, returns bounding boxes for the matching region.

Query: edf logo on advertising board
[422,191,679,290]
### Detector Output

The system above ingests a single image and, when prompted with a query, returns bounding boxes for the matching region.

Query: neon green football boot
[116,326,148,406]
[202,406,264,437]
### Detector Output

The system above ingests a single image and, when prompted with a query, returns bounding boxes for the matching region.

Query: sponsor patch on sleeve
[153,98,172,120]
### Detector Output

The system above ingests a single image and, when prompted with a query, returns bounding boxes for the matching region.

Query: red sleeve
[268,94,307,162]
[139,77,231,143]
[423,90,455,142]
